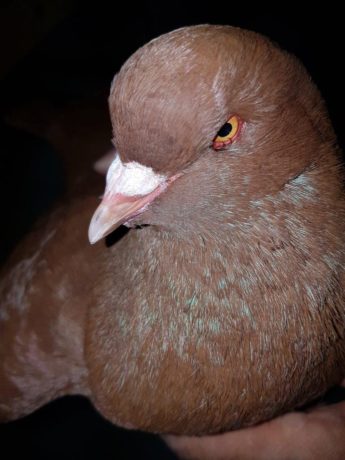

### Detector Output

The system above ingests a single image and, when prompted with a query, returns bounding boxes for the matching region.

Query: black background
[0,1,344,459]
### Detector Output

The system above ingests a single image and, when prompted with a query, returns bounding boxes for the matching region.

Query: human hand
[165,381,345,460]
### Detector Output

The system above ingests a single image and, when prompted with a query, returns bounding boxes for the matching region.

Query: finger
[93,149,116,175]
[164,405,345,460]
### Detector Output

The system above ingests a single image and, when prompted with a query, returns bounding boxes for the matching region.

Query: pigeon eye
[213,115,241,150]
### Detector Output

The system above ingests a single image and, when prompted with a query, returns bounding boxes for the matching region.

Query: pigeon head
[89,25,337,243]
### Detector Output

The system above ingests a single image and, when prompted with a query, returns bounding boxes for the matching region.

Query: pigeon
[1,25,345,436]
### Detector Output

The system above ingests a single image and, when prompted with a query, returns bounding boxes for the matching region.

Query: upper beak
[88,154,171,244]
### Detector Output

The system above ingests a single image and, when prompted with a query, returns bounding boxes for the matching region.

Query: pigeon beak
[88,154,171,244]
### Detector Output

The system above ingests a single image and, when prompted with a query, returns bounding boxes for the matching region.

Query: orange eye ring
[213,115,242,150]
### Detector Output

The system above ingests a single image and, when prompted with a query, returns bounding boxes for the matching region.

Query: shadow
[105,225,130,248]
[0,396,177,460]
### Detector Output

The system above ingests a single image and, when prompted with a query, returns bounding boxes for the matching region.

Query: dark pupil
[218,122,232,138]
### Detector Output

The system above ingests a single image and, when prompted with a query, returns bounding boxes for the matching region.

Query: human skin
[165,380,345,460]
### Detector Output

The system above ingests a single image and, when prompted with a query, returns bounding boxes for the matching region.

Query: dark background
[0,1,344,459]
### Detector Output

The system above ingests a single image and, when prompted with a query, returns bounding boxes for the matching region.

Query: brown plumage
[1,25,345,436]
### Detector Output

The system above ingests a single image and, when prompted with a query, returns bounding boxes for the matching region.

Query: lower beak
[88,184,165,244]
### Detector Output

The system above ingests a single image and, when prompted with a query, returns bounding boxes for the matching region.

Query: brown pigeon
[1,25,345,436]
